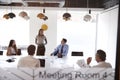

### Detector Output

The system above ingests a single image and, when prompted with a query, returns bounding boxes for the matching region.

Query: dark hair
[62,38,67,43]
[96,49,106,61]
[8,39,15,47]
[27,45,36,55]
[38,29,44,36]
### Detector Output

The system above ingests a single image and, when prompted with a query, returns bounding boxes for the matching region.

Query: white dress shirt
[18,55,40,68]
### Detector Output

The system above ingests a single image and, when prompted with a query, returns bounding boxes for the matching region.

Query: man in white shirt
[87,49,112,68]
[17,45,40,68]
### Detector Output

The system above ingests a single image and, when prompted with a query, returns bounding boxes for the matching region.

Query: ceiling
[0,0,119,9]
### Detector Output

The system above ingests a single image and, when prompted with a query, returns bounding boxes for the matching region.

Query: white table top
[0,55,80,69]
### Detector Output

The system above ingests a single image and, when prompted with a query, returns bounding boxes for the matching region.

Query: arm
[44,36,47,45]
[35,36,38,45]
[51,45,60,55]
[44,38,47,45]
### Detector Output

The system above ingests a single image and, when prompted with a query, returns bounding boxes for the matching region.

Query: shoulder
[7,47,12,50]
[93,62,112,68]
[105,62,112,67]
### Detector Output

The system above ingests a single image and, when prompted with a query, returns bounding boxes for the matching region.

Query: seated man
[51,38,69,58]
[17,45,40,68]
[77,50,112,68]
[87,49,112,68]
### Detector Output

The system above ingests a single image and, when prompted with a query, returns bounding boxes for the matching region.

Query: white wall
[97,6,118,68]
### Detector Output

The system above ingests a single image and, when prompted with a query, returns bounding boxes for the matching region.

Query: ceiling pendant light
[84,10,92,22]
[2,0,9,19]
[37,13,45,19]
[63,7,71,21]
[8,0,16,19]
[63,12,71,21]
[19,4,30,20]
[37,8,48,21]
[3,14,9,19]
[42,8,48,21]
[83,0,92,22]
[43,16,48,21]
[8,12,16,18]
[19,11,30,20]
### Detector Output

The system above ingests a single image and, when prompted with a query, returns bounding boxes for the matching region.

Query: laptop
[0,51,3,55]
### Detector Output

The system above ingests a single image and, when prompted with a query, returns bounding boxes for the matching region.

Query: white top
[17,55,40,68]
[35,35,46,45]
[10,47,16,55]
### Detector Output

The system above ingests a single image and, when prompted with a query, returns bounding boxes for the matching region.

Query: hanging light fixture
[8,12,16,18]
[37,13,45,19]
[19,11,30,20]
[3,14,9,19]
[37,8,48,21]
[63,12,71,21]
[3,0,15,19]
[19,3,30,20]
[62,0,71,21]
[19,11,27,17]
[43,16,48,21]
[7,0,16,19]
[83,0,92,22]
[42,8,48,21]
[84,10,92,22]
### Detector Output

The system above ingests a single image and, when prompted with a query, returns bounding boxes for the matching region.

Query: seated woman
[6,39,18,56]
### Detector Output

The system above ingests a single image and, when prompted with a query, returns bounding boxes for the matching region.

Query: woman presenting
[35,29,47,56]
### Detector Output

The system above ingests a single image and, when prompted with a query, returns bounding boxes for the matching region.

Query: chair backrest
[17,49,21,55]
[71,51,83,56]
[0,51,3,55]
[39,59,45,67]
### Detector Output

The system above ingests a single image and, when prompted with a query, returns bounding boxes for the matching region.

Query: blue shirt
[52,44,69,56]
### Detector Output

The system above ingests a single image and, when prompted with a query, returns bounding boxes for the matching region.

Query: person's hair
[62,38,67,43]
[96,49,106,61]
[38,29,44,36]
[8,39,15,47]
[27,45,36,55]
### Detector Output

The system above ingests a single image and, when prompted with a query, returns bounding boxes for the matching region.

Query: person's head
[38,29,44,36]
[61,38,67,45]
[27,45,36,56]
[8,39,16,47]
[95,49,106,63]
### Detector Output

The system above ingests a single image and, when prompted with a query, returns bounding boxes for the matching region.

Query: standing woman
[35,29,47,56]
[6,39,18,56]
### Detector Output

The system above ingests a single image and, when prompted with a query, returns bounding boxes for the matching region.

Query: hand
[57,53,62,58]
[87,57,92,65]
